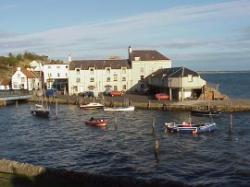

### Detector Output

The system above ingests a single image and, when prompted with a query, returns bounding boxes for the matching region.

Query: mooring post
[229,113,233,132]
[147,100,151,109]
[114,117,118,130]
[154,139,160,163]
[152,118,156,135]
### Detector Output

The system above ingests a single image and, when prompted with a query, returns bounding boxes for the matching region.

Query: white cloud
[0,0,250,62]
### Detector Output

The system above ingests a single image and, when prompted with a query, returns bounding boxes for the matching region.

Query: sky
[0,0,250,71]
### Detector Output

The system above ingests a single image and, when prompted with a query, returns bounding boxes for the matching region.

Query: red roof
[0,79,10,86]
[22,69,39,78]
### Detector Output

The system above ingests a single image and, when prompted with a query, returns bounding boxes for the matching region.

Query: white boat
[79,102,104,109]
[104,106,135,112]
[31,104,50,118]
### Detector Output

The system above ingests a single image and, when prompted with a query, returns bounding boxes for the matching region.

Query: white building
[148,67,206,101]
[68,47,172,95]
[11,67,40,91]
[43,63,69,91]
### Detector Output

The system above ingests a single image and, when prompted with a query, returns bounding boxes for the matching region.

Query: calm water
[0,73,250,186]
[201,72,250,99]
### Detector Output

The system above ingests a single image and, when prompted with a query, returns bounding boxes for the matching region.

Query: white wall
[43,64,68,89]
[12,69,28,90]
[68,67,132,95]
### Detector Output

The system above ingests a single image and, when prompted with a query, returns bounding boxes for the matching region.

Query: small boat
[165,121,216,134]
[31,104,50,118]
[79,102,104,109]
[104,106,135,112]
[191,109,221,117]
[85,118,108,127]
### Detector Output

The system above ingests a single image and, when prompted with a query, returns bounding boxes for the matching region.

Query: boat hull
[191,110,221,117]
[165,122,216,134]
[85,119,108,127]
[79,103,104,110]
[31,110,50,118]
[104,106,135,112]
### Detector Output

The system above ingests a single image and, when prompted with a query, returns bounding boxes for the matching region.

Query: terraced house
[68,47,172,95]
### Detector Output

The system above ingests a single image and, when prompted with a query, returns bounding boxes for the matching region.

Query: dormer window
[89,67,95,74]
[135,57,140,61]
[76,68,80,74]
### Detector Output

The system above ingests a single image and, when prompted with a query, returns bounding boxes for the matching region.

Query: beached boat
[191,109,221,117]
[103,106,135,112]
[85,118,108,127]
[79,102,104,109]
[31,104,50,118]
[165,121,216,134]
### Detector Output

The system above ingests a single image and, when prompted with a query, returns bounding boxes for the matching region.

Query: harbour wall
[0,159,188,187]
[27,95,250,112]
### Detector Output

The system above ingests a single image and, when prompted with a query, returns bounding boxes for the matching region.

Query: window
[48,73,52,77]
[114,85,118,91]
[65,73,68,77]
[140,75,144,80]
[123,85,127,90]
[76,68,80,74]
[66,66,68,69]
[188,74,193,82]
[57,66,60,69]
[90,77,94,82]
[114,74,118,81]
[76,78,80,82]
[48,66,51,69]
[57,73,60,77]
[73,86,78,92]
[122,67,126,74]
[107,77,110,82]
[122,77,126,81]
[21,77,25,82]
[90,68,94,74]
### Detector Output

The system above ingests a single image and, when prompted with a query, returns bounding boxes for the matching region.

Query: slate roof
[130,50,170,61]
[151,67,199,79]
[69,59,131,70]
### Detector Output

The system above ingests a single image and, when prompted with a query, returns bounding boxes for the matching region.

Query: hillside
[0,52,51,81]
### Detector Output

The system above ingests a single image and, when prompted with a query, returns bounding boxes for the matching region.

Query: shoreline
[26,95,250,112]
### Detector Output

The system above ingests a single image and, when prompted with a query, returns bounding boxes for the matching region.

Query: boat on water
[103,106,135,112]
[31,104,50,118]
[85,118,108,127]
[165,121,216,134]
[191,109,221,117]
[79,102,104,109]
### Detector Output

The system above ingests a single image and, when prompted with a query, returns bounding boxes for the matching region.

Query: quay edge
[27,95,250,112]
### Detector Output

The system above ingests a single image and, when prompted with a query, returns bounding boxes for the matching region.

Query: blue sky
[0,0,250,70]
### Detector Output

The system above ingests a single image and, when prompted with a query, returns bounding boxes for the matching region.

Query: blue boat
[165,122,216,134]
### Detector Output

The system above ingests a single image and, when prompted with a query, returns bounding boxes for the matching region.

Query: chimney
[128,46,132,60]
[68,54,72,62]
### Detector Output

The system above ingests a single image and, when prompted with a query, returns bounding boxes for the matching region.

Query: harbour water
[0,73,250,186]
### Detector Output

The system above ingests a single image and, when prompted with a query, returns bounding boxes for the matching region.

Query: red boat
[85,118,108,127]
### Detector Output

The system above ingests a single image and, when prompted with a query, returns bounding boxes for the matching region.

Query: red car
[110,91,124,97]
[155,93,169,100]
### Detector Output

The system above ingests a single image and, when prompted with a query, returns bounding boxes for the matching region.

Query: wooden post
[152,118,155,135]
[229,114,233,132]
[147,100,151,109]
[154,139,160,163]
[169,88,172,101]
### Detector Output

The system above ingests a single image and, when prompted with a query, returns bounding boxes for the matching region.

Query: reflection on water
[0,104,250,186]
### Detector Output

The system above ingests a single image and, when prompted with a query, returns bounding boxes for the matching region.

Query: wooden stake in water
[154,139,160,163]
[114,117,118,130]
[15,100,18,108]
[55,100,58,118]
[152,118,156,135]
[229,114,233,132]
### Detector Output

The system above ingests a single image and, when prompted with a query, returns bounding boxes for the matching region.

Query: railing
[0,90,33,98]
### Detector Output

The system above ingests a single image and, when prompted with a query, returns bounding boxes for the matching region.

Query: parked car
[155,93,169,100]
[110,91,124,97]
[78,91,94,97]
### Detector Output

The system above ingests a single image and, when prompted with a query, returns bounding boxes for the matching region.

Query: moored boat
[85,118,108,127]
[31,104,50,118]
[191,109,221,117]
[165,121,216,134]
[79,102,104,109]
[103,106,135,112]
